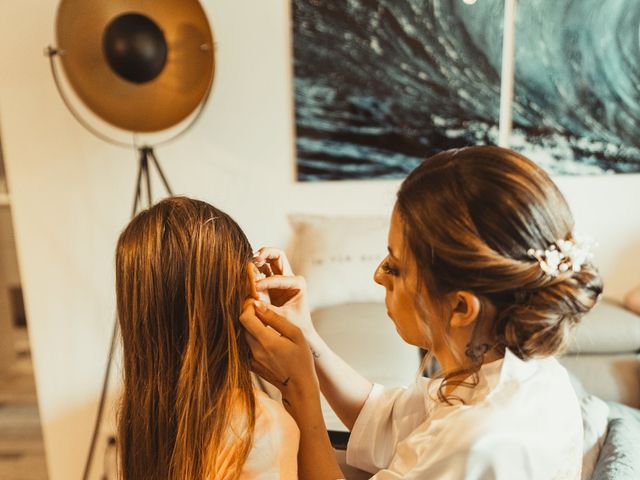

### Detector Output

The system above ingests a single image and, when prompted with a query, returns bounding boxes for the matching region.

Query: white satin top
[346,349,583,479]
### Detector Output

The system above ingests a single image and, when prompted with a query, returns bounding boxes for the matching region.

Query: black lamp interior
[102,12,167,84]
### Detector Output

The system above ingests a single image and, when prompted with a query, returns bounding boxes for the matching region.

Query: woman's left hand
[240,299,319,409]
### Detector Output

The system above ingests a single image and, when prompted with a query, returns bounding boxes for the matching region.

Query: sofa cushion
[559,354,640,408]
[567,300,640,354]
[591,417,640,480]
[311,302,420,430]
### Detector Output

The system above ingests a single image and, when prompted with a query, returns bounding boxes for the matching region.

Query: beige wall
[0,1,638,479]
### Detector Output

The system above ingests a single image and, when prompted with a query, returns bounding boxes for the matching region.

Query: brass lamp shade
[56,0,215,133]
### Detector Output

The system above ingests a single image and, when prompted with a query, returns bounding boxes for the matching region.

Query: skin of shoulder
[238,390,300,479]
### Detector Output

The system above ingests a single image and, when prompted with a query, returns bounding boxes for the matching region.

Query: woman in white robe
[241,146,602,479]
[346,350,582,479]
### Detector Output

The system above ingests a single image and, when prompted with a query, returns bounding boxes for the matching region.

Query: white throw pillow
[287,214,389,310]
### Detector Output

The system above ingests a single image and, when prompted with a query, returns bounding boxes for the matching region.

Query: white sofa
[312,299,640,420]
[561,299,640,408]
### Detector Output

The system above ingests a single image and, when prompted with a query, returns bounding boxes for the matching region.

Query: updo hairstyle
[397,146,603,362]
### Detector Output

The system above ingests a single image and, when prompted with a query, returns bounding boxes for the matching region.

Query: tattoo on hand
[310,346,320,359]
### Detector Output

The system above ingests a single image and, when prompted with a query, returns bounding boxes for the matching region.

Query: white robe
[346,349,583,479]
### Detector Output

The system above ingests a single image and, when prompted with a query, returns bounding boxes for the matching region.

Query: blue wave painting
[510,0,640,175]
[292,0,640,181]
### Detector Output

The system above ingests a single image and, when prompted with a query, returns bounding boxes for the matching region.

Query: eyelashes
[381,261,400,276]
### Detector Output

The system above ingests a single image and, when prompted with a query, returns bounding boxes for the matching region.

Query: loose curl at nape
[399,146,602,401]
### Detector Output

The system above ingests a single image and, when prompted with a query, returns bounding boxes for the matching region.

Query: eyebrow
[387,246,397,259]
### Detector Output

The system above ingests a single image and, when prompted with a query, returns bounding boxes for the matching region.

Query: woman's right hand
[252,249,373,433]
[240,300,318,400]
[252,247,315,337]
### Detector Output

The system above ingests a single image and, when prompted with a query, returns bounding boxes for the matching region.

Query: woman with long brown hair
[115,196,298,479]
[243,146,603,479]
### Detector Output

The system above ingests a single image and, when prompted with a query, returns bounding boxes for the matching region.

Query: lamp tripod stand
[131,146,173,215]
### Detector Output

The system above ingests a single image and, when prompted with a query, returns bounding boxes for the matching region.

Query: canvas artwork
[292,0,640,181]
[510,0,640,174]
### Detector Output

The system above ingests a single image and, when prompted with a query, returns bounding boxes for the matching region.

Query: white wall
[0,1,638,479]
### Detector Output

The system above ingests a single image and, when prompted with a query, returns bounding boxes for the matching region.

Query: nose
[373,260,385,286]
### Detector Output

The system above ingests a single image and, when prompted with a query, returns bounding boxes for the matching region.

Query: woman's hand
[249,248,373,429]
[252,248,315,337]
[240,299,344,479]
[253,247,294,279]
[240,299,318,407]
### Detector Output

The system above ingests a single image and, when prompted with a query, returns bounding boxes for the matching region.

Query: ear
[246,263,259,300]
[449,291,481,329]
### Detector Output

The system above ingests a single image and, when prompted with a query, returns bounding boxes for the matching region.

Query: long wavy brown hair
[115,196,256,479]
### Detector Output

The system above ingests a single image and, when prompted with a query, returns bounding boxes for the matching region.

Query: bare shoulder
[240,390,299,479]
[254,390,300,443]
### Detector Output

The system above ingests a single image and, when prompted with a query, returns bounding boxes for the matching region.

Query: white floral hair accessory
[527,236,596,277]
